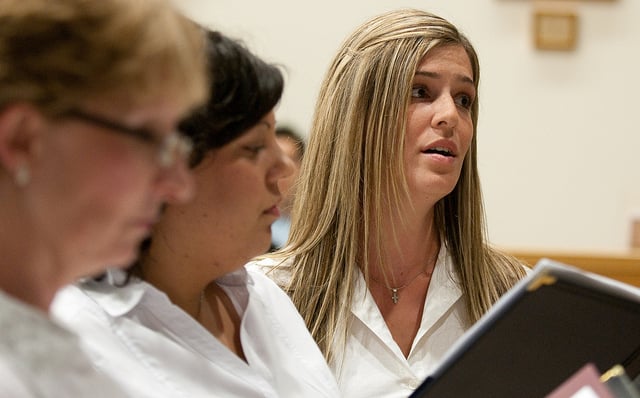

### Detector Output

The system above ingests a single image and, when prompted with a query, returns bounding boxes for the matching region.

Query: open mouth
[423,147,454,157]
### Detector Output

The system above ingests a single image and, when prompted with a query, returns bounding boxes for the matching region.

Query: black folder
[410,258,640,398]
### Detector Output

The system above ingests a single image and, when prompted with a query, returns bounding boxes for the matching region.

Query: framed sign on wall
[533,10,578,50]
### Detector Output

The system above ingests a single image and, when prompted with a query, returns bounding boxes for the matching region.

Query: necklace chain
[370,251,438,304]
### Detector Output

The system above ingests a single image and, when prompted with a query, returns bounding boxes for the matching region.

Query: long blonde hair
[270,8,526,364]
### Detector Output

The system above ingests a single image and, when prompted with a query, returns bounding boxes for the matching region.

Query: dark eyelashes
[243,145,266,156]
[411,86,475,109]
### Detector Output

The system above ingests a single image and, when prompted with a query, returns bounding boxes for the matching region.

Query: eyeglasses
[61,109,193,168]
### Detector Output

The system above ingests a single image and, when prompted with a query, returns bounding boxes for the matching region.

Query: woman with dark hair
[53,30,340,397]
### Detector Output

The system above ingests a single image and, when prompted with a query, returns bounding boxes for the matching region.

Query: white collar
[79,269,146,317]
[351,245,463,335]
[80,267,252,318]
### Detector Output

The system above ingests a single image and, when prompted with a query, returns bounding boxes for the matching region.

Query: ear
[0,103,45,175]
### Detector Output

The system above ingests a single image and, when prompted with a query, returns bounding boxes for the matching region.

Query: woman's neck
[368,209,440,282]
[199,283,246,360]
[0,249,61,313]
[142,256,208,319]
[0,205,64,312]
[141,236,231,320]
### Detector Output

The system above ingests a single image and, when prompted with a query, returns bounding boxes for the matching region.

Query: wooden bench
[503,248,640,288]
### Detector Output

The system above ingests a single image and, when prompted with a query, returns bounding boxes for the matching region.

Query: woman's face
[404,44,475,212]
[29,96,194,279]
[158,110,292,275]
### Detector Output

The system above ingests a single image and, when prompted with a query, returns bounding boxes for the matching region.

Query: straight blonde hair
[268,8,527,364]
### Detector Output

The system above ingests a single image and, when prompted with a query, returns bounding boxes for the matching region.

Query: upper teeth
[431,147,451,154]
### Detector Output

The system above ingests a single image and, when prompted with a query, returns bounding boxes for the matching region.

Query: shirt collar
[420,246,463,332]
[81,267,253,318]
[79,268,147,317]
[351,245,463,330]
[218,266,251,287]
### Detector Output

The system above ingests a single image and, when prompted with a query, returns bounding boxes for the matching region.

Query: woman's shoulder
[242,267,342,397]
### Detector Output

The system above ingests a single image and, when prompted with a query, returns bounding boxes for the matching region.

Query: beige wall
[175,0,640,252]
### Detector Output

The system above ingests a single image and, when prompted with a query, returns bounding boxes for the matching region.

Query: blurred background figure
[271,126,305,250]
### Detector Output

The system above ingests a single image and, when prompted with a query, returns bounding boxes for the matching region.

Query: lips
[135,217,157,234]
[421,140,458,157]
[264,205,281,218]
[423,146,454,157]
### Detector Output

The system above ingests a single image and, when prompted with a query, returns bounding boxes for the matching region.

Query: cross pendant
[391,288,399,304]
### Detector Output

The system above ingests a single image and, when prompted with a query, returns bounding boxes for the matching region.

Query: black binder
[410,258,640,398]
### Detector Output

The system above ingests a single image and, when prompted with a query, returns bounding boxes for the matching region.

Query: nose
[431,95,458,134]
[155,158,195,204]
[268,143,296,193]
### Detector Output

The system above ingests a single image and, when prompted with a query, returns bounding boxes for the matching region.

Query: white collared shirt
[0,291,129,398]
[334,246,468,398]
[249,246,469,398]
[51,267,340,398]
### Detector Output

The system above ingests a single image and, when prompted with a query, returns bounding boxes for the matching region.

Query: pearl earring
[14,164,30,187]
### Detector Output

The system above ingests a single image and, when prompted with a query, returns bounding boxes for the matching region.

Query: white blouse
[52,267,341,398]
[0,291,128,397]
[248,246,469,398]
[333,247,468,398]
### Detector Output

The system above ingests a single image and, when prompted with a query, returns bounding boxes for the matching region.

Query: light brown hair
[267,8,527,364]
[0,0,208,115]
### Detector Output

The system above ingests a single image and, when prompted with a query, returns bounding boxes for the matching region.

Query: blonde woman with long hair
[250,8,528,398]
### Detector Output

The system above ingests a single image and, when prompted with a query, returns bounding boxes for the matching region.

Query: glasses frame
[61,109,193,168]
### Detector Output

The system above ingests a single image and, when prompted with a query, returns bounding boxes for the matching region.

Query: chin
[67,237,139,281]
[253,236,273,256]
[101,245,140,270]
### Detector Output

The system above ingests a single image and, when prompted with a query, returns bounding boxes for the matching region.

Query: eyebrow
[415,71,475,86]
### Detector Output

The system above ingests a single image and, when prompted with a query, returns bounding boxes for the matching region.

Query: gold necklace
[370,252,438,304]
